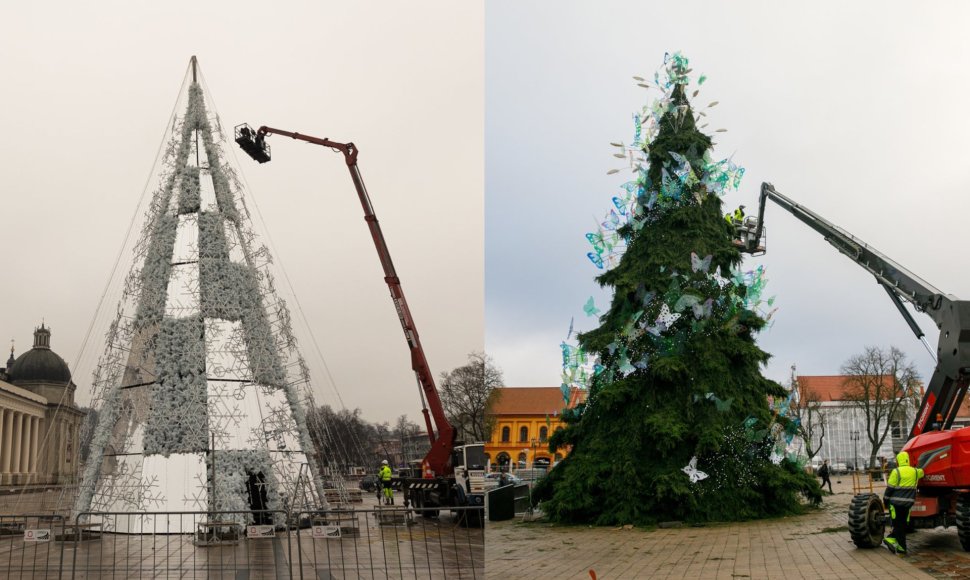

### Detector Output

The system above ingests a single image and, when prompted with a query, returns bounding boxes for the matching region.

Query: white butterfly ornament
[682,456,708,483]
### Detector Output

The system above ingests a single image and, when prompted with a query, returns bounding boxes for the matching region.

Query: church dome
[8,324,71,384]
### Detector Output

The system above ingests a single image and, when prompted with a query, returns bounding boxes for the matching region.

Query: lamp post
[850,430,861,471]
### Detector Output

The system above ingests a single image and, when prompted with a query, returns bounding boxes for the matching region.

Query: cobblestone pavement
[485,477,970,579]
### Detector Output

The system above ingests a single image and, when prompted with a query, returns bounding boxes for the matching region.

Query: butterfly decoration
[693,392,734,412]
[682,456,708,483]
[587,252,604,269]
[692,298,714,320]
[602,209,622,231]
[769,451,784,465]
[633,352,649,370]
[559,383,571,403]
[711,266,730,289]
[612,196,631,216]
[668,151,696,186]
[560,342,585,367]
[637,288,656,308]
[690,252,712,274]
[713,396,733,412]
[674,293,700,312]
[566,317,575,340]
[621,310,645,338]
[650,303,682,334]
[583,296,600,317]
[617,350,635,376]
[660,169,682,200]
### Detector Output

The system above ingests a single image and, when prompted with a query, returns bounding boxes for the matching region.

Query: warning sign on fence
[24,529,51,542]
[311,525,341,539]
[246,525,275,539]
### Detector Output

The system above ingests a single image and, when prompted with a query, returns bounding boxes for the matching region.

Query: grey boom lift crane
[738,182,970,549]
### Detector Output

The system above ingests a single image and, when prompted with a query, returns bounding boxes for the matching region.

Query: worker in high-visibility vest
[734,205,745,223]
[883,451,924,555]
[379,460,394,505]
[724,205,745,225]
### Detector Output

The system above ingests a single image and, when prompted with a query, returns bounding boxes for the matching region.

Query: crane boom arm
[747,183,970,439]
[254,125,456,476]
[749,183,948,320]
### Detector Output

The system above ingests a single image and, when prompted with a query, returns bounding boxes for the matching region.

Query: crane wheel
[412,492,438,519]
[955,495,970,551]
[848,493,885,549]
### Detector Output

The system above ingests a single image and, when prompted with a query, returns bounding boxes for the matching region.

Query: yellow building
[485,386,585,469]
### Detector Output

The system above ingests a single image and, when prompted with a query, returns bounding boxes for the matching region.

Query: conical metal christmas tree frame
[75,58,325,532]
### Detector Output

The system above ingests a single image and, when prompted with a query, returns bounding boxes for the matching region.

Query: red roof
[489,387,585,416]
[797,375,853,402]
[797,375,919,403]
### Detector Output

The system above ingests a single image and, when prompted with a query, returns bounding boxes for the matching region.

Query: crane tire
[848,493,885,549]
[955,495,970,551]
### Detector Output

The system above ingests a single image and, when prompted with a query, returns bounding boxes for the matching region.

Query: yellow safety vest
[885,466,923,507]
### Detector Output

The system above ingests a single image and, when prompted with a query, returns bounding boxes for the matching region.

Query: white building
[0,325,85,487]
[796,375,920,470]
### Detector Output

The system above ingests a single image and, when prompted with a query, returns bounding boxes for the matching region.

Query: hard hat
[381,460,388,465]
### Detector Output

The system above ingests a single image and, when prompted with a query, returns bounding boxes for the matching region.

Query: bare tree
[306,405,378,471]
[790,377,826,463]
[439,352,503,443]
[393,414,425,464]
[841,346,921,469]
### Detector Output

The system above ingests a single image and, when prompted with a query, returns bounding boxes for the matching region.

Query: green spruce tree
[534,53,820,526]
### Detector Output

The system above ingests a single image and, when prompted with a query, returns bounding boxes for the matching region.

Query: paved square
[485,477,970,579]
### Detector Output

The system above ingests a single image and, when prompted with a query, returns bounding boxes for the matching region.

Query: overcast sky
[4,2,970,427]
[486,1,970,392]
[0,1,483,424]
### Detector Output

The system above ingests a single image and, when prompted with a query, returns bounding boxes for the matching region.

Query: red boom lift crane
[235,124,486,525]
[739,182,970,549]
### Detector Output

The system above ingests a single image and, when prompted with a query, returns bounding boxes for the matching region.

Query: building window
[891,421,901,438]
[501,426,510,443]
[517,452,527,465]
[519,426,529,442]
[539,426,548,442]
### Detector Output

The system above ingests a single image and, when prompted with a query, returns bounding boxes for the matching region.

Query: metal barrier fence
[0,506,485,579]
[293,506,484,579]
[0,513,66,579]
[72,510,292,579]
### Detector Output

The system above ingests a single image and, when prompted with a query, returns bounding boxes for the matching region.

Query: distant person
[379,460,394,506]
[818,460,833,494]
[883,451,924,555]
[930,412,944,431]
